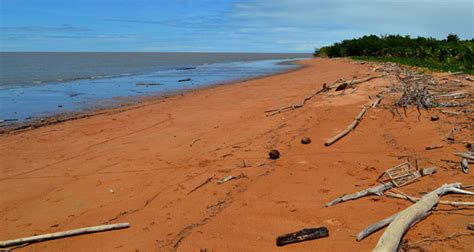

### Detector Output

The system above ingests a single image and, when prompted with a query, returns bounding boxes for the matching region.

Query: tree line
[315,34,473,73]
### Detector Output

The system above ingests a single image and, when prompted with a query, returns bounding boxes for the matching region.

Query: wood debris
[324,106,368,146]
[276,227,329,247]
[0,223,129,248]
[188,175,215,194]
[372,183,474,251]
[325,167,437,207]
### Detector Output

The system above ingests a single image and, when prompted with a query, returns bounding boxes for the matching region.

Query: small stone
[109,189,114,194]
[269,149,280,160]
[301,137,311,144]
[430,115,439,121]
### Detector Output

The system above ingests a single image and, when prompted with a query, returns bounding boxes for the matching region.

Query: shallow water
[0,55,309,122]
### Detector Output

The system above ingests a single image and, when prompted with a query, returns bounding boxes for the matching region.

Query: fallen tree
[371,183,474,252]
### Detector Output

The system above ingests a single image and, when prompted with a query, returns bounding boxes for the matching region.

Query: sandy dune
[1,58,472,251]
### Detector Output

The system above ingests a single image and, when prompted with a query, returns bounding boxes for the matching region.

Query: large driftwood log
[324,106,368,146]
[454,152,474,160]
[373,183,474,252]
[0,223,130,248]
[325,167,437,207]
[356,211,431,242]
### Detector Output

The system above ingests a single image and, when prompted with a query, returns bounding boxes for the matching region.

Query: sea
[0,52,310,122]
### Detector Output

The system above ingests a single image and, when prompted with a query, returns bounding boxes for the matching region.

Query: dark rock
[301,137,311,144]
[430,115,439,121]
[269,149,280,160]
[58,105,63,108]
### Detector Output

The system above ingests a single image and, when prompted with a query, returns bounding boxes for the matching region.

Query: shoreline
[1,57,472,251]
[0,59,308,134]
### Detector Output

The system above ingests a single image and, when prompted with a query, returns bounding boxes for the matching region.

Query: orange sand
[1,58,472,251]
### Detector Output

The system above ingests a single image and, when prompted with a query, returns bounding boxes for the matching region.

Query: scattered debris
[190,138,201,147]
[430,115,439,121]
[217,173,246,185]
[269,149,280,160]
[178,78,192,82]
[301,137,311,144]
[325,106,368,146]
[372,183,474,251]
[400,231,474,251]
[440,110,461,116]
[326,166,437,207]
[188,175,215,194]
[446,127,458,141]
[265,75,383,116]
[0,223,130,248]
[276,227,329,247]
[425,144,443,150]
[468,223,474,230]
[461,159,469,173]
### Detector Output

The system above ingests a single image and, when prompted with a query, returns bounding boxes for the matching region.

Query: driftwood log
[265,84,330,116]
[265,75,384,116]
[325,106,368,146]
[0,223,129,248]
[276,227,329,246]
[326,167,437,207]
[385,191,474,206]
[373,183,474,252]
[335,75,384,91]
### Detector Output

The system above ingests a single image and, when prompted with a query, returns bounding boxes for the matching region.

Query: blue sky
[0,0,472,52]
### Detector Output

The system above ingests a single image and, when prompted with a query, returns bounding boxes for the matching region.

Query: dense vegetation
[315,35,473,73]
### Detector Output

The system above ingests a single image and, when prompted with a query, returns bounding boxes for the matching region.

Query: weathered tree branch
[0,223,130,248]
[373,183,474,252]
[324,106,368,146]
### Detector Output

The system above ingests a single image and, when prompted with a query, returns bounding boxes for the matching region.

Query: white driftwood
[325,167,437,207]
[372,95,384,108]
[373,183,474,252]
[0,223,129,248]
[325,106,368,146]
[441,110,461,116]
[454,152,474,160]
[386,191,474,206]
[357,211,431,242]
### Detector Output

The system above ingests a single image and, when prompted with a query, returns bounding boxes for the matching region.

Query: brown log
[276,227,329,246]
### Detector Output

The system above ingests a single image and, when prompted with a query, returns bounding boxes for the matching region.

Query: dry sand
[1,58,472,251]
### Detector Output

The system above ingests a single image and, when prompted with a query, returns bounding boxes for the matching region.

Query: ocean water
[0,52,310,122]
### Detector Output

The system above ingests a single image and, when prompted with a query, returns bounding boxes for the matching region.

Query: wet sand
[1,58,472,251]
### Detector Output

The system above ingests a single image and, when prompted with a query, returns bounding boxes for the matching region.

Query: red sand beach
[1,58,472,251]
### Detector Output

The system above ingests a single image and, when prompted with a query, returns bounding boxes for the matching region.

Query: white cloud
[225,0,473,51]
